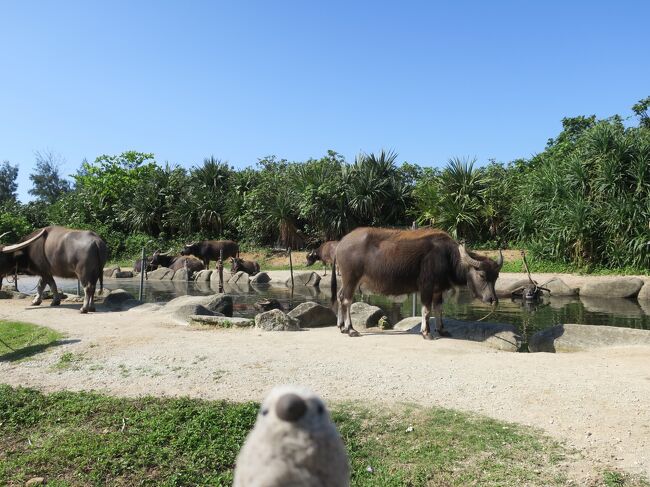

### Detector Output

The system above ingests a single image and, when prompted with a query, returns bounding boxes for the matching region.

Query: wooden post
[139,247,146,301]
[288,247,294,289]
[218,249,224,293]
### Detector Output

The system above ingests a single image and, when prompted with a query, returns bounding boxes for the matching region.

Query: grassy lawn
[0,321,64,363]
[1,386,647,486]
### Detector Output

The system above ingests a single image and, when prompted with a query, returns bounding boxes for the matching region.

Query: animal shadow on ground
[0,338,80,363]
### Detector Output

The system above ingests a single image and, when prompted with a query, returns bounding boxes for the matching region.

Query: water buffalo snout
[275,393,307,422]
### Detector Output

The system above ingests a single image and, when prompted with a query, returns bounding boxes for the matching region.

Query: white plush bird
[233,385,350,487]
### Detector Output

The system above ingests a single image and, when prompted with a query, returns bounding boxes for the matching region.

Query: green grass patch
[500,258,649,276]
[51,352,85,372]
[2,386,647,486]
[0,321,64,362]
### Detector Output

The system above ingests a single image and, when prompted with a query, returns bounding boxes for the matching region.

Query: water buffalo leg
[86,282,97,312]
[432,292,450,337]
[80,279,90,313]
[336,293,345,330]
[421,303,432,340]
[32,278,46,306]
[337,285,359,337]
[47,277,61,306]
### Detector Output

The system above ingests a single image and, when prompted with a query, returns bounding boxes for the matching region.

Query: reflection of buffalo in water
[0,226,107,313]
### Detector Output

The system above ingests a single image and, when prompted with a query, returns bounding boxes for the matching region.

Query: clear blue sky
[1,0,648,201]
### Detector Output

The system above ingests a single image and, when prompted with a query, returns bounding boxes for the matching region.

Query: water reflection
[11,275,650,340]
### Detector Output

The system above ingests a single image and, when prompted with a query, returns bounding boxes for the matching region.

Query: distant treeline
[1,97,649,269]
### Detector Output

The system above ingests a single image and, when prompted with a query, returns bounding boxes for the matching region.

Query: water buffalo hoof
[422,332,434,340]
[340,327,348,334]
[348,329,360,337]
[32,299,42,306]
[50,300,61,307]
[80,308,88,314]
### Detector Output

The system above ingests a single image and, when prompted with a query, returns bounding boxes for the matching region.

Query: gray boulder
[393,316,521,352]
[255,309,301,331]
[194,270,213,282]
[103,289,140,310]
[350,302,386,329]
[229,270,251,284]
[286,272,321,287]
[542,277,578,296]
[0,289,29,299]
[103,267,120,278]
[189,315,254,328]
[529,323,650,353]
[148,267,175,280]
[580,296,643,316]
[495,278,530,298]
[637,282,650,301]
[579,277,644,298]
[172,268,189,281]
[114,270,134,279]
[251,272,271,284]
[287,302,337,328]
[165,294,233,317]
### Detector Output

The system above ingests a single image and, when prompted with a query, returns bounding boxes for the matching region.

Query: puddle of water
[11,276,650,343]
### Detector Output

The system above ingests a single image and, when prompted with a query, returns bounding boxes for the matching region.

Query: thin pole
[218,249,224,293]
[77,279,81,296]
[288,247,294,289]
[411,221,417,317]
[139,247,146,301]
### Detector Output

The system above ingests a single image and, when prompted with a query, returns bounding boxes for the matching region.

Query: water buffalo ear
[458,244,482,269]
[2,229,46,253]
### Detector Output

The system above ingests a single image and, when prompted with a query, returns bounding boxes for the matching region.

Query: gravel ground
[1,275,650,481]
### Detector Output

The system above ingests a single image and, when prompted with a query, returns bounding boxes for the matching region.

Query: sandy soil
[2,288,650,482]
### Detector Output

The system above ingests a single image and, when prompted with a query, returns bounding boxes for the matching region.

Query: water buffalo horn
[0,231,10,240]
[459,244,482,269]
[1,228,47,253]
[496,249,504,269]
[159,250,172,255]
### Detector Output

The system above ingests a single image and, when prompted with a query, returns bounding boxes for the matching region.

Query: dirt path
[1,298,650,481]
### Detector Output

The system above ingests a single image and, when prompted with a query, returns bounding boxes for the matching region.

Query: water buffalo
[134,257,157,273]
[181,240,239,269]
[230,257,260,276]
[306,241,338,275]
[0,226,108,313]
[149,251,205,274]
[332,227,503,339]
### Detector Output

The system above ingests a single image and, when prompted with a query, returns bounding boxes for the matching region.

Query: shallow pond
[10,275,650,345]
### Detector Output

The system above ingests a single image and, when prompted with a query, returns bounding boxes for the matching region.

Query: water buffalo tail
[331,258,337,305]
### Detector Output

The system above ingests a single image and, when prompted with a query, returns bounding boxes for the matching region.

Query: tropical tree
[0,161,18,204]
[413,157,489,241]
[29,151,71,203]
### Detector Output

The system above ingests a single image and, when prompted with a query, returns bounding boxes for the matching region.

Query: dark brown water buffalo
[332,227,503,339]
[306,241,338,275]
[134,257,157,273]
[181,240,239,269]
[230,257,260,276]
[0,226,108,313]
[149,251,205,273]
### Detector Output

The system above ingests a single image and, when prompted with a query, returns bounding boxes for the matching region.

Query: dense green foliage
[0,385,585,486]
[1,99,648,269]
